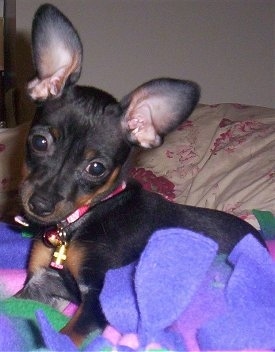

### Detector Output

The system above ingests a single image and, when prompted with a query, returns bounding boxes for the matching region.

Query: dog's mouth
[22,199,75,226]
[19,185,75,226]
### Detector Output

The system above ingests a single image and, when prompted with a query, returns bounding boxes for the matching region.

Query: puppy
[16,4,264,346]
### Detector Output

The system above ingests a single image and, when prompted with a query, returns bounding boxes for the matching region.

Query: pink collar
[60,181,127,227]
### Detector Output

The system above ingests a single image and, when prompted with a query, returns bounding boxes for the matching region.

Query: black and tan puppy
[17,4,264,346]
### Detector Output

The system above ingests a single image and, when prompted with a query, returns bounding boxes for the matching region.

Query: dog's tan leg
[60,303,87,346]
[28,238,53,274]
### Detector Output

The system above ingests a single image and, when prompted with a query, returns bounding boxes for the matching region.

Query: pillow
[132,103,275,229]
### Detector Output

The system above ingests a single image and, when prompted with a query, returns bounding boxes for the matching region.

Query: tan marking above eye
[84,149,96,160]
[49,127,61,140]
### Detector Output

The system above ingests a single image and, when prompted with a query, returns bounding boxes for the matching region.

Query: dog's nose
[28,194,55,216]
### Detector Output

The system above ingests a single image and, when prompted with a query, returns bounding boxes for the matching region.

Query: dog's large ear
[120,78,200,148]
[27,4,83,101]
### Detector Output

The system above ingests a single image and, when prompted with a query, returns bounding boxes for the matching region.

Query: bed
[0,103,274,351]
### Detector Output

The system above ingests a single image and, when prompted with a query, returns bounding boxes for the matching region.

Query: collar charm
[43,226,68,270]
[51,242,68,270]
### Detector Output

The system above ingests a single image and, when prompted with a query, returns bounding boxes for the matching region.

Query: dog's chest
[65,243,86,280]
[29,236,86,283]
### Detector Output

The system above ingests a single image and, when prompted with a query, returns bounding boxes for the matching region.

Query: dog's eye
[31,135,49,152]
[86,162,106,177]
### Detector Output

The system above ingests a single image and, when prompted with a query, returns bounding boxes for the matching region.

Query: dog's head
[21,4,200,225]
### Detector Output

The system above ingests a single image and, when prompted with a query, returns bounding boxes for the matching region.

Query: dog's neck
[59,181,127,229]
[45,181,127,270]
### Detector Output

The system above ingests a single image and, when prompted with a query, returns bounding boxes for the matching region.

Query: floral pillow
[131,103,275,229]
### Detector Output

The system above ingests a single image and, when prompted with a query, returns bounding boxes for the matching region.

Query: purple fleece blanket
[0,222,274,351]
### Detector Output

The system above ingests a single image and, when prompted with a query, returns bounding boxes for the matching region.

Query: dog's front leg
[60,285,106,347]
[16,238,78,310]
[16,267,73,310]
[16,238,55,304]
